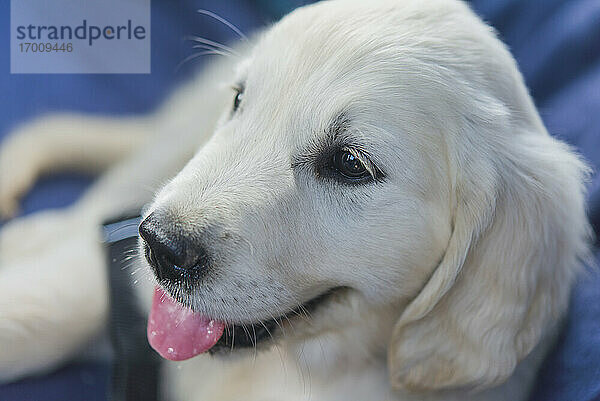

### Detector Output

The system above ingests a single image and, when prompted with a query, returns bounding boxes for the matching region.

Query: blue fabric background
[0,1,598,400]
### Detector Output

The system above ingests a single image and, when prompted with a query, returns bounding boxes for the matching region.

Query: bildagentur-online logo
[16,19,147,46]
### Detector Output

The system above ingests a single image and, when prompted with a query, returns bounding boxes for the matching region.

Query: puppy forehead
[243,0,470,143]
[244,17,394,148]
[236,0,491,162]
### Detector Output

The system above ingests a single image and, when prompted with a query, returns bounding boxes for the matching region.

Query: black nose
[139,213,209,281]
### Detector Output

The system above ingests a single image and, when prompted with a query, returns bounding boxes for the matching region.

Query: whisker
[267,312,286,336]
[297,342,313,399]
[315,335,329,367]
[121,258,142,272]
[122,249,140,255]
[241,323,255,348]
[282,313,295,335]
[191,44,224,52]
[289,307,311,325]
[189,45,232,58]
[251,324,258,363]
[106,222,140,237]
[196,9,248,41]
[185,35,238,56]
[297,304,314,325]
[175,50,229,73]
[272,343,288,380]
[258,320,274,342]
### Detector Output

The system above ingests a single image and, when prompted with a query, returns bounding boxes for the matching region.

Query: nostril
[140,214,185,266]
[139,213,210,278]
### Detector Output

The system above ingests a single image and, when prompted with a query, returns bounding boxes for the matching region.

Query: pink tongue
[147,286,225,361]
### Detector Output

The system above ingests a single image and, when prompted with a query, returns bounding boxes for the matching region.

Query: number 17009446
[19,42,73,53]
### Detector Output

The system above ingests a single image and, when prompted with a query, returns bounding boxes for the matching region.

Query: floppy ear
[388,130,590,391]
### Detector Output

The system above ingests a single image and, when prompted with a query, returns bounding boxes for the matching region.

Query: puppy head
[142,0,453,345]
[140,0,590,390]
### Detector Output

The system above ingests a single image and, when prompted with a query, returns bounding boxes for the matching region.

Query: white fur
[0,0,590,400]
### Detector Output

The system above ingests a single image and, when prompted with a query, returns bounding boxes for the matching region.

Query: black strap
[103,215,162,401]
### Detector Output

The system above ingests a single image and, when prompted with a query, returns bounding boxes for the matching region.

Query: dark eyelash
[339,146,383,181]
[293,142,384,184]
[291,113,384,184]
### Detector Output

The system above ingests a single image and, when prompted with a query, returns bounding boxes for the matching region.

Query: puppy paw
[0,228,108,381]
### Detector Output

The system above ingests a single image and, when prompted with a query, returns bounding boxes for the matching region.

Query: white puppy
[0,0,591,400]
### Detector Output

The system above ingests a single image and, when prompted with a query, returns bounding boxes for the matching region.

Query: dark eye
[232,87,244,112]
[332,149,369,179]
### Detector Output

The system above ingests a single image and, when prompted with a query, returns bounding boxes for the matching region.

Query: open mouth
[147,286,341,361]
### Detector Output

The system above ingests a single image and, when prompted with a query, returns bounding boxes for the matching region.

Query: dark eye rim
[232,85,244,112]
[294,144,384,186]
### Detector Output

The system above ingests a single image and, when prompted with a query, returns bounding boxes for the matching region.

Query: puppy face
[142,0,454,348]
[140,0,589,390]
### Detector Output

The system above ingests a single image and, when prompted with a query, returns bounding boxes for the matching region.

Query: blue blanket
[0,1,599,400]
